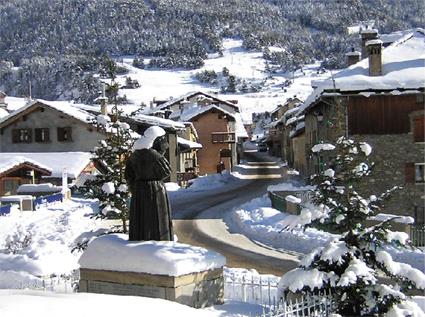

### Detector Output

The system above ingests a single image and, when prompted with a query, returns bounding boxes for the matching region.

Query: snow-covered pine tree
[82,56,134,233]
[279,136,425,316]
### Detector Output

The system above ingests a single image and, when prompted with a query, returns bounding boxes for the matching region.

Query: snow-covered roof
[130,114,185,131]
[0,156,52,176]
[233,112,249,139]
[380,29,416,45]
[177,136,202,149]
[0,152,92,178]
[179,105,236,122]
[17,183,62,193]
[0,99,95,128]
[0,107,10,119]
[300,28,425,114]
[152,91,240,113]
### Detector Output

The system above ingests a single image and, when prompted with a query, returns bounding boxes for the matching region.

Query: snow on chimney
[366,39,383,76]
[360,28,379,59]
[346,48,361,67]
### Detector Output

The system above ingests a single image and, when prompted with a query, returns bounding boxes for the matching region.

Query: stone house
[300,28,425,222]
[0,100,104,152]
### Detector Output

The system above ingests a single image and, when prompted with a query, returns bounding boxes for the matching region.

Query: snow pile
[226,190,425,271]
[188,171,239,191]
[311,143,335,152]
[226,195,333,254]
[267,182,314,192]
[79,233,226,276]
[0,199,105,288]
[165,182,181,192]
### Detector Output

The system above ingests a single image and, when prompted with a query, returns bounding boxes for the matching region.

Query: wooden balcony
[211,132,236,143]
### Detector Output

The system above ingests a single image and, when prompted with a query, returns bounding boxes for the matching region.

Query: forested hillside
[0,0,423,102]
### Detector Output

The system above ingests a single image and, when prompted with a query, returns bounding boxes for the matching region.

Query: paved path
[171,150,300,276]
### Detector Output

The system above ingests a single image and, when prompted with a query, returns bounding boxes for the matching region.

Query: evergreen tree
[82,55,135,233]
[279,136,425,316]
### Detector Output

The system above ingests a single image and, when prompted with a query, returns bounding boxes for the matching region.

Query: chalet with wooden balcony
[300,28,425,223]
[178,105,237,175]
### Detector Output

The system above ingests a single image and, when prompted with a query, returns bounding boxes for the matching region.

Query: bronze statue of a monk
[125,126,173,241]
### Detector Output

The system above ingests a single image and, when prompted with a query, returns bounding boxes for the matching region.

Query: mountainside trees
[0,0,423,100]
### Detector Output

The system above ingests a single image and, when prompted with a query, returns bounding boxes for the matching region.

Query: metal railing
[411,224,425,247]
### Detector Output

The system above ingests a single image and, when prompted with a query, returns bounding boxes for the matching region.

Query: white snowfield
[0,290,218,317]
[79,233,226,276]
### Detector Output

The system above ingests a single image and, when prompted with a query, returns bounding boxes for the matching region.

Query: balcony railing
[211,132,236,143]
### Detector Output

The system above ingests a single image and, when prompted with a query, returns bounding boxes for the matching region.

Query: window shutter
[35,128,41,142]
[405,162,415,184]
[12,129,20,143]
[414,116,424,142]
[57,127,64,141]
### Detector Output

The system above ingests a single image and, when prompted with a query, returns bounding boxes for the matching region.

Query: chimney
[0,91,7,110]
[100,103,108,115]
[360,28,379,59]
[345,48,361,67]
[366,39,383,76]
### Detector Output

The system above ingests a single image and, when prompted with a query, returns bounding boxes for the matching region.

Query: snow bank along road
[171,151,300,276]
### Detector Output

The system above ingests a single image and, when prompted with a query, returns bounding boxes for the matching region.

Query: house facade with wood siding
[301,28,425,223]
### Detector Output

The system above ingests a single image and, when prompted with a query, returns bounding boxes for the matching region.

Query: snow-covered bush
[278,136,425,316]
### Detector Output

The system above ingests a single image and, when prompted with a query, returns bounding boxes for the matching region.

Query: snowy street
[171,150,300,276]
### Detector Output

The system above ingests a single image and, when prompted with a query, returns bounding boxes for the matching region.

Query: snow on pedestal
[78,234,226,308]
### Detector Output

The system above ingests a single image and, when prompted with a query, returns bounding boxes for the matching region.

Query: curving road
[170,150,300,276]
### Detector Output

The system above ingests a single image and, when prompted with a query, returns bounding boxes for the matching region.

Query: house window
[415,163,425,184]
[405,162,425,184]
[57,127,72,142]
[413,116,424,142]
[35,128,50,143]
[12,129,32,143]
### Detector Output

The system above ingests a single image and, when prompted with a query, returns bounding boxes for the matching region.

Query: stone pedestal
[77,233,226,308]
[79,267,223,308]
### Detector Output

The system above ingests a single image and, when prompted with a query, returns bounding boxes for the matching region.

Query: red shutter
[414,116,425,142]
[405,162,415,184]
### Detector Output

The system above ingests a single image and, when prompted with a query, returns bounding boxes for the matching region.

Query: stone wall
[351,133,424,220]
[79,268,224,308]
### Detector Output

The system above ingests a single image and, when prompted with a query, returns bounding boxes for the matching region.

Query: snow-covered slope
[115,39,331,122]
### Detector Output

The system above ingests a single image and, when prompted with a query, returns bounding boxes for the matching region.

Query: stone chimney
[0,91,7,110]
[100,103,108,115]
[366,39,383,76]
[346,48,361,67]
[360,28,379,59]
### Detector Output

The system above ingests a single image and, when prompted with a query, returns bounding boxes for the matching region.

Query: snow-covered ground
[0,196,270,316]
[225,184,425,272]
